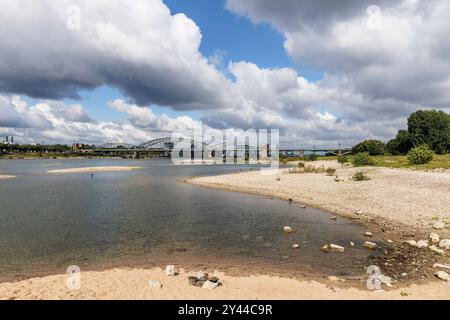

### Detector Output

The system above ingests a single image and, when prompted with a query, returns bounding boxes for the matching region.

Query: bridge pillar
[299,149,304,158]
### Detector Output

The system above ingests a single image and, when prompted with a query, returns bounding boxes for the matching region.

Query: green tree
[407,110,450,154]
[352,140,386,156]
[386,130,413,155]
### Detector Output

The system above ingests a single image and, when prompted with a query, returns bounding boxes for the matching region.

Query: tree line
[353,110,450,156]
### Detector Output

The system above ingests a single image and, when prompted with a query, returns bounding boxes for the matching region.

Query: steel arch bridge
[97,142,136,149]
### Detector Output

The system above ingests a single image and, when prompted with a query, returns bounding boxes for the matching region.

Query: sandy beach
[47,166,142,174]
[1,267,449,300]
[189,161,450,238]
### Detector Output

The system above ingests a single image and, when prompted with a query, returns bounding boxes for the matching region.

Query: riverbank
[188,160,450,239]
[1,266,449,300]
[47,166,142,173]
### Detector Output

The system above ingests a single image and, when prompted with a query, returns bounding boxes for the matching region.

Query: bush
[352,152,376,167]
[307,153,318,161]
[352,171,370,181]
[326,167,336,176]
[352,140,386,156]
[298,162,305,168]
[337,155,348,164]
[407,145,434,164]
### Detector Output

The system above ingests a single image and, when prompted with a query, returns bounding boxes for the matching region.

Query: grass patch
[352,171,370,181]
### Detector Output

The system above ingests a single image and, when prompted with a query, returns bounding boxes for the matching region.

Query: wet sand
[1,267,449,300]
[47,166,142,174]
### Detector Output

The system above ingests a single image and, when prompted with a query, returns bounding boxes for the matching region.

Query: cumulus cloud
[0,0,235,110]
[226,0,450,134]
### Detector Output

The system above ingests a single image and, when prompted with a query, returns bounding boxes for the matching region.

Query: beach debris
[363,241,377,249]
[350,242,355,247]
[429,245,445,256]
[404,240,418,247]
[387,239,394,244]
[328,276,346,282]
[439,239,450,249]
[330,216,337,221]
[416,240,429,248]
[165,265,176,276]
[148,280,162,289]
[283,226,293,233]
[321,245,330,252]
[329,244,345,253]
[355,210,363,215]
[433,263,450,270]
[435,271,450,282]
[430,233,440,244]
[433,221,445,230]
[365,232,373,237]
[189,273,222,288]
[401,273,408,277]
[292,244,300,249]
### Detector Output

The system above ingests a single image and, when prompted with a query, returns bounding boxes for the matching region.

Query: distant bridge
[91,137,351,159]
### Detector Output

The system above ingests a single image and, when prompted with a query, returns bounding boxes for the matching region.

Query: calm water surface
[0,159,384,281]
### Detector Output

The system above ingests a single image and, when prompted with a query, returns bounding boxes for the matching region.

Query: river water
[0,159,384,281]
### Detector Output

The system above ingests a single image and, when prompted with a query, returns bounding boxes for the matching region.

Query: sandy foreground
[189,161,450,235]
[47,166,142,174]
[1,267,449,300]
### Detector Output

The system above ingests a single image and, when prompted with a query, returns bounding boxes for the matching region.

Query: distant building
[72,143,94,153]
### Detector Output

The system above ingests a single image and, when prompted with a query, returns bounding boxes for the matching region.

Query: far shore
[1,266,449,300]
[46,166,142,174]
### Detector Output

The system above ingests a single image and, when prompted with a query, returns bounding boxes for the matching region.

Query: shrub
[326,167,336,176]
[352,140,386,156]
[352,152,376,167]
[407,145,434,164]
[298,162,305,168]
[337,155,348,164]
[307,153,318,161]
[352,171,370,181]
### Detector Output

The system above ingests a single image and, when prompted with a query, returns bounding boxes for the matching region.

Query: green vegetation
[337,155,349,164]
[287,165,336,175]
[352,152,376,167]
[407,145,434,164]
[352,140,386,156]
[325,167,336,176]
[386,130,413,155]
[352,171,370,181]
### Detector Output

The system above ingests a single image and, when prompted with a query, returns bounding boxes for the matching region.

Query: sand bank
[188,161,450,238]
[1,267,449,300]
[47,166,142,174]
[0,175,15,179]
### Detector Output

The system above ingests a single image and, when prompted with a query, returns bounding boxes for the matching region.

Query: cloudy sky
[1,0,449,147]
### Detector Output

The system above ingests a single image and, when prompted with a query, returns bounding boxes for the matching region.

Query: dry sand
[47,166,142,174]
[1,267,449,300]
[189,161,450,237]
[0,175,15,179]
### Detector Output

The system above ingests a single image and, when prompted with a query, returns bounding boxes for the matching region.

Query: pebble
[149,280,162,288]
[363,241,377,249]
[435,271,450,281]
[365,232,373,237]
[321,245,330,252]
[329,244,345,253]
[300,205,307,209]
[165,265,176,276]
[439,239,450,249]
[433,263,450,270]
[330,216,337,221]
[429,245,445,256]
[350,242,355,247]
[283,226,293,233]
[292,244,300,249]
[202,280,219,290]
[430,233,440,244]
[404,240,417,247]
[387,239,394,244]
[355,210,363,215]
[416,240,429,248]
[433,221,445,230]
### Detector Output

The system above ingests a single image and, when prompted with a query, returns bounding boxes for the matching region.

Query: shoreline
[1,266,449,300]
